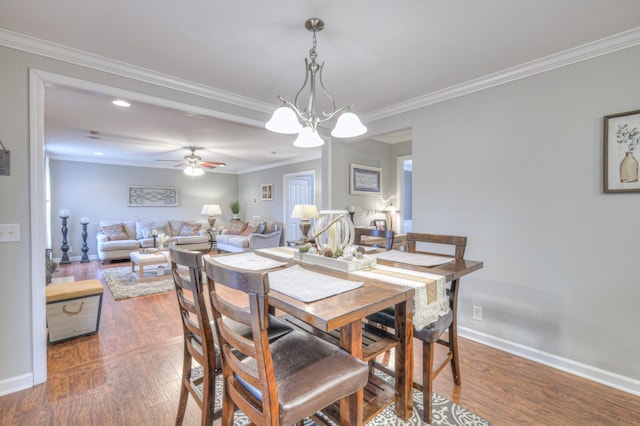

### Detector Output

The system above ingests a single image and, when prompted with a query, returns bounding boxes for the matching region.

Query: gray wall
[49,160,238,259]
[365,45,640,384]
[238,158,322,240]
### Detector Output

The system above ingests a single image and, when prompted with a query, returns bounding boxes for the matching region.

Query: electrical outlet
[472,305,483,321]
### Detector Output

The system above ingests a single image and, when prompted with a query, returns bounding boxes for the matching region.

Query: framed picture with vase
[604,109,640,193]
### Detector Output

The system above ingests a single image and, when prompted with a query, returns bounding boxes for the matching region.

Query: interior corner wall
[370,45,640,383]
[48,160,238,260]
[237,158,322,239]
[0,43,262,395]
[330,139,399,226]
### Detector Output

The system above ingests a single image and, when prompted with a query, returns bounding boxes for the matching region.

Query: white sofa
[215,220,282,253]
[97,219,210,262]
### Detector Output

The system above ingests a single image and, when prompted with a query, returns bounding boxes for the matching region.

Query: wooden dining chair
[203,257,370,426]
[367,232,468,423]
[354,227,395,250]
[169,247,221,426]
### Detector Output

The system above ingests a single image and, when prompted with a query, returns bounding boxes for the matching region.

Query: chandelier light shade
[266,18,367,146]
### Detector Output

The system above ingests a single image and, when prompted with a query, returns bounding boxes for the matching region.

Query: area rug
[196,367,490,425]
[101,266,175,300]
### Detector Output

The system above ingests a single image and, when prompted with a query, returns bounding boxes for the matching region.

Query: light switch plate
[0,223,20,242]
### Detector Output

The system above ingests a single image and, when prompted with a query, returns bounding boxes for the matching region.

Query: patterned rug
[196,367,490,425]
[101,266,175,300]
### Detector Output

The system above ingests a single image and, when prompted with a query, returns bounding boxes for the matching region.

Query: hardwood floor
[1,260,639,425]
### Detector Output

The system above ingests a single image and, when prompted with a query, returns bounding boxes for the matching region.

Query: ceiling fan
[156,147,226,173]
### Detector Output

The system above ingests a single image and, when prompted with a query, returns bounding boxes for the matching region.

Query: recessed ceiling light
[112,99,131,107]
[94,152,104,156]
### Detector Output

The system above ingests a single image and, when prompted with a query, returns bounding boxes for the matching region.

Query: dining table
[224,247,483,425]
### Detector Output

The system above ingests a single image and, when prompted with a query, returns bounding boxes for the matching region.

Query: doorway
[283,170,316,242]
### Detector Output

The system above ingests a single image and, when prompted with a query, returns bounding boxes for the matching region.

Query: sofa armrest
[96,234,107,244]
[249,230,282,250]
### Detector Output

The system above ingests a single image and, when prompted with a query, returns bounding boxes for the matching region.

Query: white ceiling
[2,1,640,172]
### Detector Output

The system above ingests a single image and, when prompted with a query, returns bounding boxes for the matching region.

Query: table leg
[339,320,363,426]
[394,299,414,420]
[139,264,144,281]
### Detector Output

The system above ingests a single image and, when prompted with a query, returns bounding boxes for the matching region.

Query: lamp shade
[266,106,303,134]
[331,111,367,138]
[291,204,320,219]
[201,204,222,216]
[384,204,400,213]
[293,126,324,148]
[184,165,204,176]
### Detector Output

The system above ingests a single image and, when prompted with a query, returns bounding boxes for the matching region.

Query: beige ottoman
[130,250,170,281]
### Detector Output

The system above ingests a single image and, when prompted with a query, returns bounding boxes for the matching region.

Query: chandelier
[265,18,367,148]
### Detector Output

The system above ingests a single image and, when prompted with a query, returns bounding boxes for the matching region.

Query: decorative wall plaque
[128,186,178,207]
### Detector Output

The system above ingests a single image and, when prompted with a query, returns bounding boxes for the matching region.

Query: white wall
[49,160,238,259]
[366,46,640,388]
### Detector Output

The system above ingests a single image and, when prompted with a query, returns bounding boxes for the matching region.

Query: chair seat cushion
[367,307,454,343]
[238,329,369,425]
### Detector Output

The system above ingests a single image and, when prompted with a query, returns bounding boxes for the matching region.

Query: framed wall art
[374,219,387,231]
[604,109,640,193]
[261,184,273,201]
[128,186,178,207]
[350,163,382,195]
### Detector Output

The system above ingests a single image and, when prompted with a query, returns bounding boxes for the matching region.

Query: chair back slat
[354,228,395,250]
[406,232,467,259]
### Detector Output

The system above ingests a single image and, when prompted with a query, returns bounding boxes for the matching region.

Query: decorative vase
[311,210,355,255]
[620,151,639,183]
[45,248,57,285]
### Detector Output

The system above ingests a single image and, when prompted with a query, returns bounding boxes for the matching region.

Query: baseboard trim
[0,373,33,397]
[459,326,640,397]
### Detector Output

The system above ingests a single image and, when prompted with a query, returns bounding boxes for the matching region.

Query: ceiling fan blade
[200,161,226,167]
[200,163,216,169]
[156,159,183,162]
[172,162,188,168]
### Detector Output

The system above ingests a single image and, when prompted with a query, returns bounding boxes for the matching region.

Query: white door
[284,171,315,242]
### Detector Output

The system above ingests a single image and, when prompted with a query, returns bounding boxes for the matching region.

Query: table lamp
[291,204,320,241]
[200,204,223,229]
[384,203,400,232]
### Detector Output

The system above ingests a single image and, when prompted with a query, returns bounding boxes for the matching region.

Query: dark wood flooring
[1,259,639,425]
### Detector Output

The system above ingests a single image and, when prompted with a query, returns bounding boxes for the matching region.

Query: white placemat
[268,265,363,302]
[372,250,455,267]
[351,264,448,329]
[208,252,288,271]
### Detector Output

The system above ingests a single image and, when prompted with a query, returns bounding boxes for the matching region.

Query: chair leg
[449,323,462,385]
[221,381,235,426]
[422,340,435,424]
[175,352,191,426]
[202,366,217,426]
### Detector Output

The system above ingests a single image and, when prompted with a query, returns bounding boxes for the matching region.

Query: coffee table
[129,250,170,281]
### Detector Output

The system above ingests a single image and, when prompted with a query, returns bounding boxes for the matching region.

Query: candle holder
[152,235,157,249]
[80,217,90,263]
[58,209,71,265]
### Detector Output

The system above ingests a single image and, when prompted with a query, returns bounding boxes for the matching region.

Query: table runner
[351,264,448,329]
[372,250,455,267]
[207,252,288,270]
[257,246,297,259]
[268,265,363,302]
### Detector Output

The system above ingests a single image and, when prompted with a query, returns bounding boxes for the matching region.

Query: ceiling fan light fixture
[184,165,204,176]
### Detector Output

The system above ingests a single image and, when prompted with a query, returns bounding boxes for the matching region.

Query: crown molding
[362,26,640,123]
[3,26,640,125]
[0,28,275,114]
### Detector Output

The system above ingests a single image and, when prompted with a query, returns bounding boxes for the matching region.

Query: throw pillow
[226,221,248,235]
[178,222,202,236]
[100,223,129,241]
[264,220,277,234]
[240,225,259,236]
[256,222,266,234]
[136,220,155,239]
